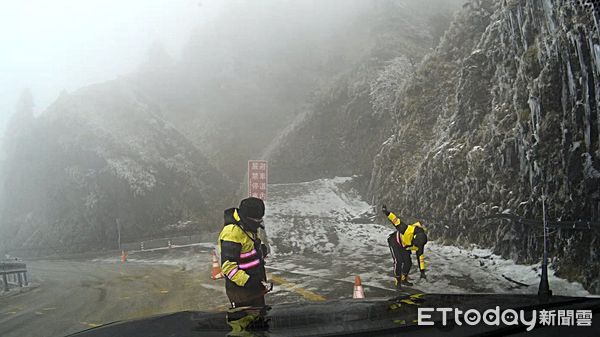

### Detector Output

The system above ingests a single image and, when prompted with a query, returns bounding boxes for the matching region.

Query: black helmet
[238,197,265,231]
[239,197,265,219]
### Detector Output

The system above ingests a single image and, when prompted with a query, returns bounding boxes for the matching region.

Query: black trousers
[228,293,265,308]
[226,283,265,308]
[387,232,412,276]
[225,270,266,308]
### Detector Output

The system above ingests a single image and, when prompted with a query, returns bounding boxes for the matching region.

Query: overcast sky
[0,0,220,134]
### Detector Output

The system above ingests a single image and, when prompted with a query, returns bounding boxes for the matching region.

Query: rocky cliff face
[370,0,600,293]
[0,82,233,253]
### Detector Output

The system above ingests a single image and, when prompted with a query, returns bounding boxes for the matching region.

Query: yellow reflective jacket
[218,209,264,287]
[387,212,423,247]
[387,212,427,271]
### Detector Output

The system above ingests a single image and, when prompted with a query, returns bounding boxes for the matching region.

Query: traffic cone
[211,251,223,280]
[168,240,172,249]
[353,275,365,299]
[121,250,127,262]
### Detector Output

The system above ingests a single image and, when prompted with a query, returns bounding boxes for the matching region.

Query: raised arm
[382,204,402,228]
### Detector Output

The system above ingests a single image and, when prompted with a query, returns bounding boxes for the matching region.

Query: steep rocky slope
[369,0,600,292]
[266,0,462,184]
[0,82,233,253]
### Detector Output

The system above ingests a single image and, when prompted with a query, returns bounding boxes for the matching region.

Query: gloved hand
[261,281,273,293]
[420,270,427,280]
[382,204,390,216]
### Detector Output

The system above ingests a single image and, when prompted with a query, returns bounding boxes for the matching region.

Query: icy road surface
[265,177,589,297]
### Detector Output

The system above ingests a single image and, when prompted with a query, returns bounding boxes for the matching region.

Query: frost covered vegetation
[371,0,600,293]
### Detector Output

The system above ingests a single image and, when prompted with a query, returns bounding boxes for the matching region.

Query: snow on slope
[265,177,589,296]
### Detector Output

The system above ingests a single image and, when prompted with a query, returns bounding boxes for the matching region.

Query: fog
[0,0,383,136]
[0,0,462,252]
[0,0,214,133]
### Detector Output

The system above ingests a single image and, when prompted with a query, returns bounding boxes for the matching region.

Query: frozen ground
[114,176,589,301]
[265,177,589,297]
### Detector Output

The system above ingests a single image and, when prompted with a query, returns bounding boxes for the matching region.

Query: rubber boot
[401,274,413,286]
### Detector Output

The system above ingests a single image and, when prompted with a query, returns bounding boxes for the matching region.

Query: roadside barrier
[0,261,28,292]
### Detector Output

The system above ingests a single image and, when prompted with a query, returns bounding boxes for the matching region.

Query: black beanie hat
[238,197,265,219]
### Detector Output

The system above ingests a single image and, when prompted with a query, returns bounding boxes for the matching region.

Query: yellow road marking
[42,307,56,311]
[5,311,17,315]
[35,311,44,315]
[80,322,100,328]
[268,274,326,302]
[159,290,169,294]
[120,296,130,300]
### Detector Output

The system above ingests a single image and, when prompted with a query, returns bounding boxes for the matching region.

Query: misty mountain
[0,0,412,254]
[0,82,233,253]
[131,0,380,181]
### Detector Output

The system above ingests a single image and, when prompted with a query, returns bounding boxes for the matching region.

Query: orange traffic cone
[353,275,365,299]
[210,251,223,280]
[121,250,127,262]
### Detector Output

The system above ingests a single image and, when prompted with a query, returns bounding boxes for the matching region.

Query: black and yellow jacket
[386,212,427,272]
[219,208,266,292]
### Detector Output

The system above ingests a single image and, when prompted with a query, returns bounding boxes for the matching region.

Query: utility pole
[538,190,552,300]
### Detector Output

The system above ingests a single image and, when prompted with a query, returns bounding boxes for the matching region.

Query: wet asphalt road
[0,249,400,337]
[0,257,227,337]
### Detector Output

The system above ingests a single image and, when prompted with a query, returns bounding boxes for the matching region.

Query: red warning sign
[248,160,268,201]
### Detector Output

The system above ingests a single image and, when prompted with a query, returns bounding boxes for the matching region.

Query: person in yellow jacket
[382,205,427,289]
[219,197,272,308]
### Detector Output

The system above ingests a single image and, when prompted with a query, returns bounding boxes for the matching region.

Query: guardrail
[121,233,218,252]
[0,261,28,292]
